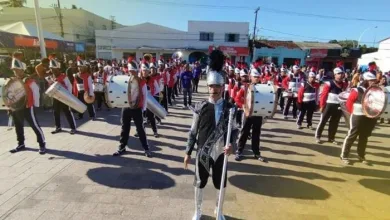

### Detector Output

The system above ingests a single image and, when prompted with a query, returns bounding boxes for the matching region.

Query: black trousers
[145,109,157,133]
[167,87,174,105]
[95,92,109,109]
[315,103,342,140]
[120,108,149,150]
[283,97,297,117]
[161,86,168,112]
[276,88,285,109]
[172,82,178,98]
[77,92,95,118]
[12,107,45,147]
[194,153,226,189]
[297,101,316,126]
[237,116,263,155]
[192,78,199,92]
[341,115,377,158]
[53,99,76,129]
[236,109,243,127]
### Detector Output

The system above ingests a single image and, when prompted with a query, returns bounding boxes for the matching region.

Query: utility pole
[110,16,116,30]
[56,0,64,38]
[33,0,47,58]
[252,7,260,62]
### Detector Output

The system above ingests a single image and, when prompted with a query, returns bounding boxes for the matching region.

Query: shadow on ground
[359,178,390,196]
[229,175,331,200]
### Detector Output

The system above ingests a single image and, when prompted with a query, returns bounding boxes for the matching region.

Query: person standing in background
[192,62,201,93]
[180,64,193,109]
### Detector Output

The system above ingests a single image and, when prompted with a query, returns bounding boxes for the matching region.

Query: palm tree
[0,0,26,7]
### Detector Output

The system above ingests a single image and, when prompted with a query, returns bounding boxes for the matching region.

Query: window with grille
[199,32,214,41]
[225,33,239,42]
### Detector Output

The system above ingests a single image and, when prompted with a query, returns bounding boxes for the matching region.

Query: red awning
[209,46,249,56]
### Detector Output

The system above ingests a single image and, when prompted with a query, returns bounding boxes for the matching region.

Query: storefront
[208,46,249,64]
[306,49,328,69]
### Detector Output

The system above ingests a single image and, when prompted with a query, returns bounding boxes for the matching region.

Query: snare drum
[93,83,104,93]
[1,78,26,111]
[244,83,277,117]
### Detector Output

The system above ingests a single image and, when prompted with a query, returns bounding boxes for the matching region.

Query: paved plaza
[0,80,389,220]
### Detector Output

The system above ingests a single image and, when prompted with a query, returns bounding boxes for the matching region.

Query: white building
[0,7,123,42]
[95,21,250,63]
[358,38,390,72]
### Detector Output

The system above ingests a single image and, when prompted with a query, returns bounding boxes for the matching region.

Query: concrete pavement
[0,79,389,220]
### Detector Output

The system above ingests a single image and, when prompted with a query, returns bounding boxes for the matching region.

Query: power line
[127,0,390,23]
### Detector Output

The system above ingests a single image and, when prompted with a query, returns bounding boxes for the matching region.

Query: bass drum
[362,85,388,119]
[244,83,277,117]
[2,77,26,111]
[45,82,87,114]
[382,86,390,119]
[105,75,132,108]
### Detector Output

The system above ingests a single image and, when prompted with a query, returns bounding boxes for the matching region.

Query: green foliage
[0,0,26,7]
[71,4,77,9]
[328,40,378,54]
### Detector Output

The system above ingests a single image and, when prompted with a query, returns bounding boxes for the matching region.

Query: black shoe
[154,132,159,138]
[145,150,152,158]
[134,133,139,137]
[113,147,126,156]
[70,129,76,135]
[39,145,46,155]
[254,155,268,163]
[235,153,243,161]
[380,118,384,123]
[358,156,370,165]
[293,116,297,119]
[92,117,96,121]
[51,128,62,134]
[329,139,339,145]
[10,144,26,153]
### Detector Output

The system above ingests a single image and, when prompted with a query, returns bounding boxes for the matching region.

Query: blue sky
[26,0,390,46]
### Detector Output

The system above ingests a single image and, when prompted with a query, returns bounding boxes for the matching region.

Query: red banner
[209,46,249,56]
[309,49,328,58]
[14,36,58,49]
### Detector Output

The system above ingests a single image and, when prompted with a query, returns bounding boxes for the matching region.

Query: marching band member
[274,67,287,111]
[231,69,249,128]
[340,72,378,165]
[93,63,109,111]
[73,58,96,120]
[315,67,347,144]
[261,67,274,84]
[184,50,238,220]
[224,65,235,101]
[296,72,320,129]
[150,63,163,125]
[180,64,193,109]
[234,68,267,162]
[49,58,77,135]
[143,62,159,137]
[192,61,202,93]
[104,60,113,76]
[113,60,152,157]
[158,59,169,112]
[282,65,304,119]
[168,63,177,104]
[9,58,46,154]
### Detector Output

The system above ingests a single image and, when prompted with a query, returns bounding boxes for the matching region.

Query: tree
[71,4,77,9]
[0,0,26,7]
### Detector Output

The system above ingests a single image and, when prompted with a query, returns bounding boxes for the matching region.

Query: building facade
[0,7,123,42]
[358,37,390,72]
[95,21,250,63]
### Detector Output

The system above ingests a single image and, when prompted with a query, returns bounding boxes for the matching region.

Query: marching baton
[7,115,13,131]
[216,108,235,219]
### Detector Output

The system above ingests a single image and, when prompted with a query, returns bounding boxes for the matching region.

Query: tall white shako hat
[127,56,138,71]
[207,50,225,86]
[49,54,60,69]
[11,58,26,70]
[363,72,376,81]
[141,59,150,71]
[240,68,249,77]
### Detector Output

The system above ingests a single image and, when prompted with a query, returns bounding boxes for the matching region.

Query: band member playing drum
[93,63,109,111]
[282,65,304,119]
[340,72,378,165]
[234,68,267,162]
[113,60,152,157]
[296,72,320,129]
[9,58,46,154]
[184,50,237,220]
[49,58,77,135]
[315,67,347,144]
[73,58,96,120]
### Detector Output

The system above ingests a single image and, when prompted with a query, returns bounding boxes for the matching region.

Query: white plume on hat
[250,68,260,77]
[280,67,287,72]
[11,58,26,70]
[363,72,376,81]
[333,67,344,75]
[49,59,60,69]
[240,69,248,77]
[234,68,240,74]
[293,65,300,71]
[308,72,316,78]
[128,61,138,71]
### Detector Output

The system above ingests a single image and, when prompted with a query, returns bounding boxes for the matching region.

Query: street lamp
[356,26,378,48]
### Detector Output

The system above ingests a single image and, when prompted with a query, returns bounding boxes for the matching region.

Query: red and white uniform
[73,72,94,97]
[234,83,250,109]
[297,82,320,104]
[319,80,347,109]
[56,73,72,93]
[24,78,40,108]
